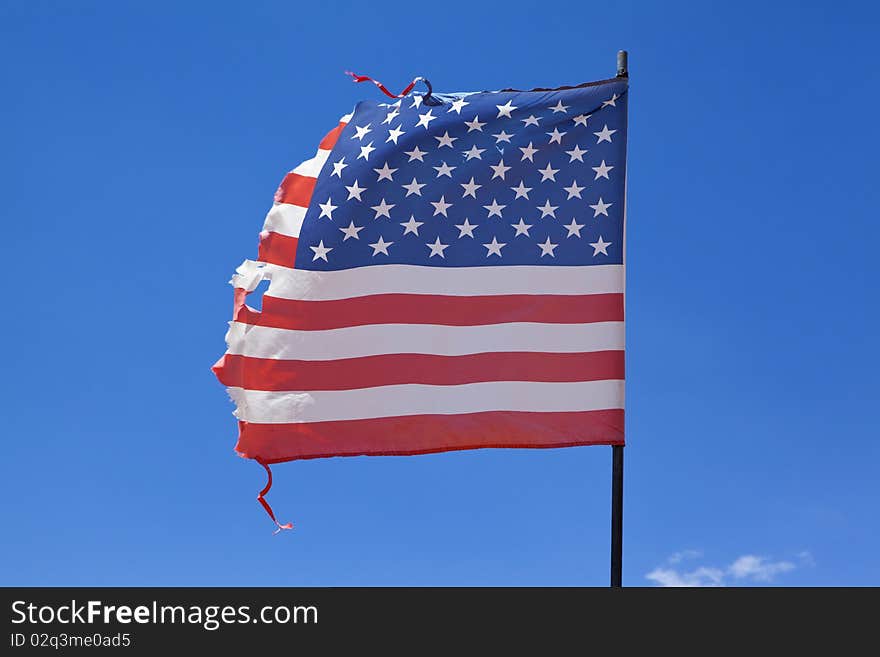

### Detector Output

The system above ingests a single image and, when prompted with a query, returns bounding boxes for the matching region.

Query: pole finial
[616,50,628,78]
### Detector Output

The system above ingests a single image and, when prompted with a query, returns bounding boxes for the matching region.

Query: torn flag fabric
[213,75,628,525]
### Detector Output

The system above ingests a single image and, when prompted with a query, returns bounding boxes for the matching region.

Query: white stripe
[225,321,624,360]
[262,203,307,238]
[292,148,330,178]
[228,379,624,424]
[230,259,268,292]
[251,262,624,300]
[260,113,351,240]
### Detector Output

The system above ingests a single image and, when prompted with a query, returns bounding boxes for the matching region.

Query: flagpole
[610,49,627,589]
[610,445,623,586]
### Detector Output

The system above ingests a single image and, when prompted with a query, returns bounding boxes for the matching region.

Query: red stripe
[258,119,347,268]
[344,71,421,99]
[215,350,624,392]
[236,409,625,462]
[274,172,317,207]
[257,231,298,268]
[319,123,346,150]
[236,293,624,330]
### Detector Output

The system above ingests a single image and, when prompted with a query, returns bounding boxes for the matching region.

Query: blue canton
[296,79,628,270]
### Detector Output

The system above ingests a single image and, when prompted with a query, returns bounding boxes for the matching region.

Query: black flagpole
[610,445,623,587]
[610,49,627,589]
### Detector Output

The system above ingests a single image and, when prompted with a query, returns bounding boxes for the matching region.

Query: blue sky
[1,1,878,586]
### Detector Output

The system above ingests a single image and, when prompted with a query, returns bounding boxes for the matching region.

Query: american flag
[214,76,627,476]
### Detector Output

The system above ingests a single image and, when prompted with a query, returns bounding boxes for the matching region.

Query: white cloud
[646,565,724,587]
[646,551,809,587]
[728,555,795,582]
[668,549,703,564]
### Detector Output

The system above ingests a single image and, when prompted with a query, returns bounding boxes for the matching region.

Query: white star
[416,109,437,128]
[538,237,558,257]
[427,237,449,258]
[448,97,469,114]
[483,236,506,257]
[411,94,423,109]
[382,108,399,125]
[369,236,393,256]
[371,198,395,219]
[521,115,541,127]
[563,218,584,237]
[345,179,366,201]
[550,100,569,113]
[433,161,456,177]
[373,162,397,182]
[589,235,612,256]
[465,115,486,132]
[563,180,585,199]
[331,156,348,177]
[573,113,591,127]
[519,142,538,162]
[357,141,376,160]
[310,240,332,262]
[400,215,423,236]
[510,180,532,199]
[565,145,588,162]
[435,131,458,148]
[431,195,452,217]
[511,218,532,236]
[496,100,517,118]
[594,125,617,143]
[538,162,559,182]
[602,93,619,108]
[318,197,337,219]
[490,158,512,180]
[339,220,364,241]
[460,177,482,198]
[492,130,513,143]
[385,125,405,144]
[463,145,485,160]
[547,127,566,144]
[592,160,614,180]
[483,199,506,218]
[537,199,558,218]
[455,218,478,238]
[401,177,426,197]
[590,198,613,217]
[350,123,372,141]
[404,145,427,162]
